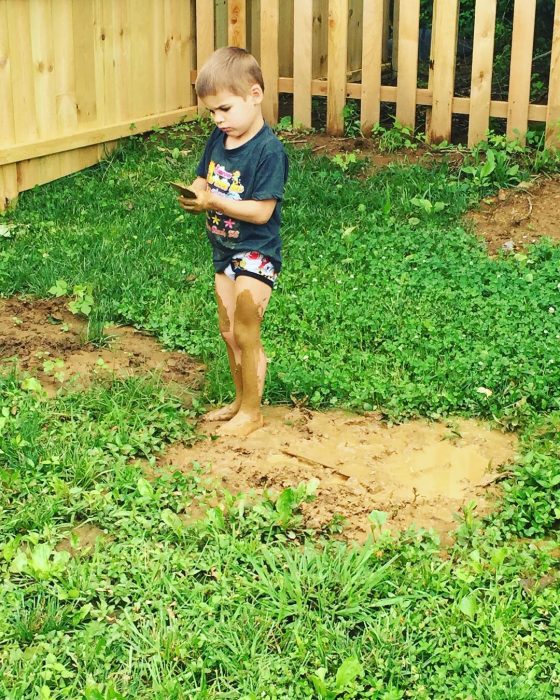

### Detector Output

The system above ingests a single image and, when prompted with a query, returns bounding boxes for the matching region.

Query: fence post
[260,0,279,125]
[360,0,383,135]
[467,0,497,147]
[327,0,348,135]
[426,0,458,144]
[395,0,420,130]
[293,0,313,129]
[546,0,560,148]
[507,0,536,145]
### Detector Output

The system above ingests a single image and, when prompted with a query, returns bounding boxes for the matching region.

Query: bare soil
[466,176,560,255]
[161,407,516,544]
[0,297,204,397]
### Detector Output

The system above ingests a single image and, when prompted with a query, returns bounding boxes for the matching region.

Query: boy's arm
[180,189,276,226]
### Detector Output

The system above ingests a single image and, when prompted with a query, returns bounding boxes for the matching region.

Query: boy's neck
[225,112,265,149]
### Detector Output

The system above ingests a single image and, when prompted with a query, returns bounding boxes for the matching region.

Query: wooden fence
[0,0,198,210]
[2,0,560,210]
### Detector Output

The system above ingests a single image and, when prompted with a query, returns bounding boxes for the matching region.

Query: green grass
[1,123,559,698]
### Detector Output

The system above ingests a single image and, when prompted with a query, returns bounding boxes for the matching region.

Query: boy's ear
[249,83,264,105]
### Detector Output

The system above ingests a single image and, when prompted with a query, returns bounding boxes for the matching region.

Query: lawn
[0,122,559,699]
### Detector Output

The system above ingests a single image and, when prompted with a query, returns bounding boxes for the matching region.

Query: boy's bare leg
[218,276,271,437]
[204,273,244,421]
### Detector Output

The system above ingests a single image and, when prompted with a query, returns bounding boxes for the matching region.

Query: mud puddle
[0,297,204,396]
[160,406,517,542]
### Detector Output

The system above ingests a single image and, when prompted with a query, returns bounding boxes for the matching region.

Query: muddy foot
[203,403,241,422]
[216,411,264,438]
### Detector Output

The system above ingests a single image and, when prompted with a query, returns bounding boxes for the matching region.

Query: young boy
[178,47,289,437]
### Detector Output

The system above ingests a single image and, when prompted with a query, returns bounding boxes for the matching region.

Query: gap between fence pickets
[0,107,199,168]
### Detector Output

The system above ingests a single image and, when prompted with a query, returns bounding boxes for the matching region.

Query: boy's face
[202,85,263,141]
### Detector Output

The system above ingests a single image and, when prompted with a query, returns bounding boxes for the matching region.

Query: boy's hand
[178,189,212,214]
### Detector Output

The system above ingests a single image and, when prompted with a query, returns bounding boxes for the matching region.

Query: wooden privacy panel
[0,0,197,210]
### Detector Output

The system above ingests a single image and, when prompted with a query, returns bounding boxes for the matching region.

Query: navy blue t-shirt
[196,123,289,272]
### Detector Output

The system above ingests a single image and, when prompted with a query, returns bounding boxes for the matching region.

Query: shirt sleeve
[251,145,289,201]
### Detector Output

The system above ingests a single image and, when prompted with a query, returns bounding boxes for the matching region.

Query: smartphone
[169,181,198,199]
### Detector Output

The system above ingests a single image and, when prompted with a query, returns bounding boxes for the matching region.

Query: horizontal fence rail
[2,0,560,209]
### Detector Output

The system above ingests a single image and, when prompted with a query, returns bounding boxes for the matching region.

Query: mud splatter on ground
[0,297,204,396]
[160,406,517,543]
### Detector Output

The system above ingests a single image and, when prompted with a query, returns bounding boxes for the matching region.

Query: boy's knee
[220,328,236,348]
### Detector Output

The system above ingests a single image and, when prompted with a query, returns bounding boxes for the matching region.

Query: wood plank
[347,0,363,74]
[382,0,391,63]
[0,164,18,210]
[260,0,279,124]
[72,0,97,127]
[293,0,313,128]
[326,0,348,135]
[467,0,497,146]
[228,0,246,47]
[427,0,458,143]
[128,0,155,118]
[0,106,198,167]
[507,0,536,144]
[7,0,38,142]
[179,0,194,108]
[52,0,78,134]
[152,0,166,116]
[30,0,57,140]
[196,0,214,113]
[391,0,399,71]
[546,0,560,148]
[113,0,131,120]
[0,0,16,146]
[360,0,383,134]
[395,0,420,129]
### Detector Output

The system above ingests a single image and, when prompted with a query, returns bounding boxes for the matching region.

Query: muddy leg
[204,273,243,422]
[218,276,271,437]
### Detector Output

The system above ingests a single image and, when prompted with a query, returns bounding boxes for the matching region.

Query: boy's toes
[203,403,240,422]
[216,412,264,438]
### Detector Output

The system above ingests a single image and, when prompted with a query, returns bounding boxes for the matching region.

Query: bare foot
[203,402,241,422]
[216,411,264,438]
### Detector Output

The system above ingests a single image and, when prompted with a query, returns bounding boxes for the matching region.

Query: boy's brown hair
[195,46,264,98]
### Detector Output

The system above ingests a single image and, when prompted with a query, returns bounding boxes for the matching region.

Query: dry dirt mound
[467,176,560,255]
[0,297,204,396]
[160,406,517,543]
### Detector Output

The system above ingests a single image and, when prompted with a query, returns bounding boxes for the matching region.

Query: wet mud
[161,406,517,543]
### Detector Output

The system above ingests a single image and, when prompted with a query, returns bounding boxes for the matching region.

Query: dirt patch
[160,406,517,543]
[467,176,560,255]
[0,297,204,396]
[282,131,449,171]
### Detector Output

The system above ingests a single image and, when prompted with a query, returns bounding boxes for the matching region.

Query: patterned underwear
[223,250,278,289]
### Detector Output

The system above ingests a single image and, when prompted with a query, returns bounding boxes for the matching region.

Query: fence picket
[395,0,420,129]
[507,0,536,144]
[293,0,313,128]
[260,0,279,124]
[467,0,496,146]
[327,0,348,136]
[360,0,383,134]
[427,0,458,143]
[196,0,214,113]
[546,0,560,148]
[228,0,246,48]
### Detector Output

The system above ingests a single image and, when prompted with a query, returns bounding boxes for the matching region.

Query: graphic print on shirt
[206,160,245,240]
